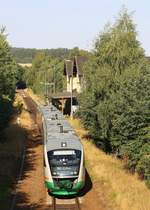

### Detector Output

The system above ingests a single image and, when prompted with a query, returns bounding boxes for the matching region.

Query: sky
[0,0,150,55]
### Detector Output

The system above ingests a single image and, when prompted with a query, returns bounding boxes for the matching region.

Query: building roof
[64,56,88,77]
[64,60,73,76]
[74,56,88,76]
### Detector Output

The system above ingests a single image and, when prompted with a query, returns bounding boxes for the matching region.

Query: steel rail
[52,197,56,210]
[51,197,81,210]
[75,197,81,210]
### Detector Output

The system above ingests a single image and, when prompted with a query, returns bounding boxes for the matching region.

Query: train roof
[40,105,64,120]
[40,104,83,152]
[46,132,82,151]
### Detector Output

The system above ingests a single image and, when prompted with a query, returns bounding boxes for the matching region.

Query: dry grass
[68,118,150,210]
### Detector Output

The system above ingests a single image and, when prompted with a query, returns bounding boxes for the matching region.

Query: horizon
[1,0,150,55]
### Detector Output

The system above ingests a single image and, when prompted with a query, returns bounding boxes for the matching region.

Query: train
[40,103,85,196]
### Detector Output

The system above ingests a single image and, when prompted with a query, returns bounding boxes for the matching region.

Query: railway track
[19,90,38,122]
[51,197,81,210]
[18,89,42,135]
[15,90,82,210]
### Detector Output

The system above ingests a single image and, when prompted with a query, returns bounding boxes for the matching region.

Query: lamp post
[44,69,47,98]
[70,61,73,119]
[40,81,54,104]
[53,65,56,94]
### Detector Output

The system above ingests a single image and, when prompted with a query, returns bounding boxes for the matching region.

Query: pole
[44,68,48,104]
[70,62,73,119]
[45,69,47,98]
[53,65,56,94]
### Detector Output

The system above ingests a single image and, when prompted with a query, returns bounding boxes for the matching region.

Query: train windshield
[47,150,81,177]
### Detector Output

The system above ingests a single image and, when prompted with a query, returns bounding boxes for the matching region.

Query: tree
[77,8,150,186]
[94,8,145,75]
[0,27,18,131]
[25,53,64,97]
[68,47,91,59]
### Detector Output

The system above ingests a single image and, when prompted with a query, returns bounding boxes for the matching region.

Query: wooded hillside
[10,47,89,63]
[10,47,70,63]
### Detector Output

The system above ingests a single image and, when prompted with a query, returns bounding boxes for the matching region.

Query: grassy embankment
[68,118,150,210]
[0,94,27,209]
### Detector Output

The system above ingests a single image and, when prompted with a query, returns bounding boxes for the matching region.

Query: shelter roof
[52,91,77,99]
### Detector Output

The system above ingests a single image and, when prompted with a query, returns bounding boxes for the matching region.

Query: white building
[64,56,88,93]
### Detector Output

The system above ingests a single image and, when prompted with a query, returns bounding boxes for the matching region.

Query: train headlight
[53,172,57,175]
[73,171,77,175]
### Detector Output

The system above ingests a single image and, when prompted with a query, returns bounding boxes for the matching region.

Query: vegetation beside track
[0,26,28,209]
[76,8,150,188]
[0,27,23,133]
[69,118,150,210]
[0,94,26,209]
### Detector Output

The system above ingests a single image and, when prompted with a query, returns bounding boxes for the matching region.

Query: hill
[10,47,70,63]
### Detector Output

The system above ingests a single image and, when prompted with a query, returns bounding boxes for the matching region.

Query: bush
[119,140,143,171]
[136,143,150,188]
[0,97,14,131]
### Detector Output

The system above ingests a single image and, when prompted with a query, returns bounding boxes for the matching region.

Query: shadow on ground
[15,192,49,210]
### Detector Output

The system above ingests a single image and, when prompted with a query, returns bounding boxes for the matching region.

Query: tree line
[77,9,150,188]
[11,47,71,63]
[24,53,64,96]
[11,47,89,64]
[0,27,22,134]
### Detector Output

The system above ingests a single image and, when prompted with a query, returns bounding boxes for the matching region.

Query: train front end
[44,147,85,196]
